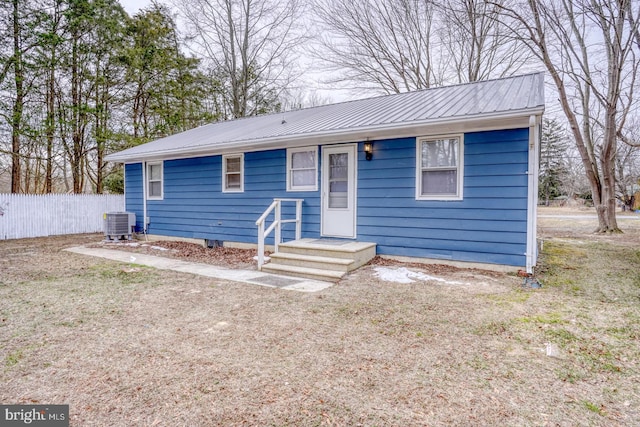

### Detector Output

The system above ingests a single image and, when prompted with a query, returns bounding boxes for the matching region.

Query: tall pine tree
[539,117,570,205]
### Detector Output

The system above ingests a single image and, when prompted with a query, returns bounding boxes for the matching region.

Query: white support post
[295,199,302,240]
[257,221,265,269]
[274,200,281,252]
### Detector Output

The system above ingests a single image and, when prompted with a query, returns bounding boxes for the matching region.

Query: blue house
[106,73,545,279]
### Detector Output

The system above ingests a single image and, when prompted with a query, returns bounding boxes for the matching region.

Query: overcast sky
[119,0,154,15]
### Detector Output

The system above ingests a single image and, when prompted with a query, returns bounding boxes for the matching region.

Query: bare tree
[561,153,592,202]
[280,88,333,111]
[495,0,640,232]
[435,0,533,83]
[177,0,306,118]
[313,0,439,94]
[312,0,532,94]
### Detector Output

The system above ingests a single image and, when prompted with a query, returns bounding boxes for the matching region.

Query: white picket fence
[0,193,125,240]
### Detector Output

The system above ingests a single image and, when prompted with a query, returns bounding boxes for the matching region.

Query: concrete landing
[65,246,334,293]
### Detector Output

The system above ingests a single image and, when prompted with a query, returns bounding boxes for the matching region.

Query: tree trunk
[71,32,82,194]
[10,0,23,193]
[45,46,55,193]
[94,66,107,194]
[227,0,240,118]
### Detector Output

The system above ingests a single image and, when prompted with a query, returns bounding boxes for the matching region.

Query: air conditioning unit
[104,212,136,240]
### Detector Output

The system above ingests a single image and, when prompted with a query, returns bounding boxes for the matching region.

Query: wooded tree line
[0,0,222,194]
[0,0,253,194]
[1,0,639,232]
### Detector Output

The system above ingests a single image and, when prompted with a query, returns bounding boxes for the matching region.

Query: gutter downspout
[141,162,148,235]
[526,115,541,273]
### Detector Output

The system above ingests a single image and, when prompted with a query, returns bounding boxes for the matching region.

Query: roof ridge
[279,71,546,114]
[210,72,546,124]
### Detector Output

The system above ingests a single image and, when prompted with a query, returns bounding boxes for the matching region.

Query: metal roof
[106,72,545,163]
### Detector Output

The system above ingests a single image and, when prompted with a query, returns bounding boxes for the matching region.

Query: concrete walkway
[65,246,334,293]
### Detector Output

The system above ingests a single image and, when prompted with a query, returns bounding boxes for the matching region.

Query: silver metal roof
[106,72,545,163]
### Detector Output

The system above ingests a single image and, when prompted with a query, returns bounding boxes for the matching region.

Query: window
[416,135,463,200]
[287,147,318,191]
[146,162,163,200]
[223,154,244,192]
[328,152,348,208]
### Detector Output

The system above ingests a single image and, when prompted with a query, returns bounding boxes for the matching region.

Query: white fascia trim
[106,107,545,163]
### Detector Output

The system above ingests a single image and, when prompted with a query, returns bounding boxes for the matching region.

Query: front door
[321,144,357,238]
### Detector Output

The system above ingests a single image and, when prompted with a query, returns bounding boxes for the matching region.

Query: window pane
[329,181,348,208]
[149,164,161,180]
[330,153,348,181]
[328,152,348,207]
[292,170,315,187]
[226,157,241,173]
[330,181,348,192]
[330,153,347,168]
[226,173,241,189]
[422,170,457,195]
[149,181,162,197]
[422,138,458,168]
[292,151,315,169]
[329,192,348,208]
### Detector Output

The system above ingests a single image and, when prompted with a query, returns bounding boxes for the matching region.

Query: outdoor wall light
[364,141,373,161]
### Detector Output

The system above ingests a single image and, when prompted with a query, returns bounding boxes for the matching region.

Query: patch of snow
[101,241,140,247]
[545,343,561,358]
[373,266,467,286]
[150,245,169,251]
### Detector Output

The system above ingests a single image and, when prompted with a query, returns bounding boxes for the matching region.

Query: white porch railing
[255,198,303,270]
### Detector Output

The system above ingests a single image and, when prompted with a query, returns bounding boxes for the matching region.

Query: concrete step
[261,239,377,282]
[260,263,345,282]
[278,239,376,269]
[268,252,354,272]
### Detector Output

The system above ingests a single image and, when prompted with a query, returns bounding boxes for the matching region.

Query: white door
[321,144,357,238]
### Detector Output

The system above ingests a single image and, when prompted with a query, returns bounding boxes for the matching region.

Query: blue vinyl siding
[124,163,144,231]
[123,127,529,267]
[125,150,321,245]
[356,128,529,266]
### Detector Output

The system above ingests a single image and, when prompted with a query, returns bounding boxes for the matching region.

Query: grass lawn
[1,209,639,426]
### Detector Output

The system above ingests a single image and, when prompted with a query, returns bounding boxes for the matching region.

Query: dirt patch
[93,239,260,269]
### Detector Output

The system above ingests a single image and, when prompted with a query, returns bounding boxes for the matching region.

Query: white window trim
[146,161,164,200]
[415,134,464,201]
[286,146,318,192]
[222,153,244,193]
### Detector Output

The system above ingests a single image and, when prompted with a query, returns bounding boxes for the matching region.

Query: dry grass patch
[1,226,639,425]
